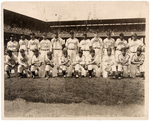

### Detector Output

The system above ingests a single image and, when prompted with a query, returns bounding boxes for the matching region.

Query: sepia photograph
[1,1,149,119]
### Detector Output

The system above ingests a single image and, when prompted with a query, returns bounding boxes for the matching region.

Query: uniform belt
[41,49,49,51]
[53,48,62,50]
[68,48,75,50]
[82,50,89,51]
[93,47,100,49]
[130,52,137,53]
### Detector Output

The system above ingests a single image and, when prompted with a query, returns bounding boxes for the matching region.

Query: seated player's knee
[5,65,10,71]
[18,65,23,73]
[88,65,93,70]
[31,65,36,72]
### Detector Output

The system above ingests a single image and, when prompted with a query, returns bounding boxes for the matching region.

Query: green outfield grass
[4,74,144,105]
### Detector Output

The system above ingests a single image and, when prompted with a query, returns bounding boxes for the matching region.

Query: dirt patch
[4,98,145,117]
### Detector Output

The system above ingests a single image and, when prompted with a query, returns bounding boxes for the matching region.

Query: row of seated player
[5,46,145,80]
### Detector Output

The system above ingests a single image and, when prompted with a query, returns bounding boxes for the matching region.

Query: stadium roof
[2,1,148,22]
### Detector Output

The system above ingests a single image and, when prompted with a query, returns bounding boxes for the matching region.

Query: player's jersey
[91,37,103,49]
[118,53,130,64]
[6,54,18,65]
[66,38,79,50]
[31,55,42,67]
[115,38,128,50]
[60,55,70,64]
[79,39,91,51]
[7,41,19,52]
[131,53,145,63]
[18,54,29,65]
[102,55,115,65]
[128,39,144,53]
[45,56,54,65]
[51,37,65,50]
[28,39,40,51]
[103,38,115,49]
[75,54,86,64]
[87,54,99,64]
[19,39,28,51]
[40,39,52,51]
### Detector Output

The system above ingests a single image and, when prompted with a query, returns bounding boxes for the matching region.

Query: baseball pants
[18,65,28,73]
[40,50,49,62]
[68,49,76,62]
[53,50,62,65]
[82,50,90,62]
[75,64,86,76]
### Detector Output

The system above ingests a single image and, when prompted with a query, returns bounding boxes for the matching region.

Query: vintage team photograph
[1,1,149,119]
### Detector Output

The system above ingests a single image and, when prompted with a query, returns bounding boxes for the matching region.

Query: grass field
[4,73,144,106]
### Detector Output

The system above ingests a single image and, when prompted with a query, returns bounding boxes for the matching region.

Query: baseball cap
[70,31,74,35]
[131,33,137,37]
[137,46,142,51]
[119,33,124,36]
[47,51,53,56]
[106,30,112,35]
[6,49,13,53]
[78,50,83,54]
[32,49,39,53]
[30,32,35,36]
[20,49,25,53]
[107,47,112,51]
[83,33,87,36]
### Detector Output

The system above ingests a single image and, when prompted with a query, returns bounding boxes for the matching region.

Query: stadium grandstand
[4,9,146,45]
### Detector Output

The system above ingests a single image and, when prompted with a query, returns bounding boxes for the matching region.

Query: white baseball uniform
[118,53,130,72]
[66,37,79,62]
[79,39,91,61]
[60,55,70,71]
[74,54,86,76]
[128,39,144,62]
[91,37,103,63]
[102,54,116,78]
[87,54,100,77]
[31,55,42,72]
[5,54,18,71]
[131,53,145,72]
[45,56,54,71]
[40,39,52,62]
[103,38,115,55]
[18,54,29,73]
[51,37,65,65]
[28,39,40,65]
[7,40,19,56]
[115,38,128,63]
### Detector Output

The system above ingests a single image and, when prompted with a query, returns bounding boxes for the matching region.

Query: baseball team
[5,30,145,80]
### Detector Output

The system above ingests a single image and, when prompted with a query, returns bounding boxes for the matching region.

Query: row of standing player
[5,31,145,79]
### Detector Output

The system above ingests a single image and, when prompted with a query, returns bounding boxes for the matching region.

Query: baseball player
[128,33,144,61]
[40,33,52,62]
[31,49,43,79]
[91,31,103,63]
[103,30,115,56]
[117,47,130,79]
[51,32,65,65]
[18,49,29,78]
[66,31,79,62]
[7,34,19,56]
[79,33,92,62]
[28,32,40,65]
[44,51,55,80]
[73,50,86,78]
[86,49,101,78]
[102,48,116,78]
[130,46,145,79]
[19,33,28,55]
[59,49,71,78]
[115,33,128,64]
[5,50,18,78]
